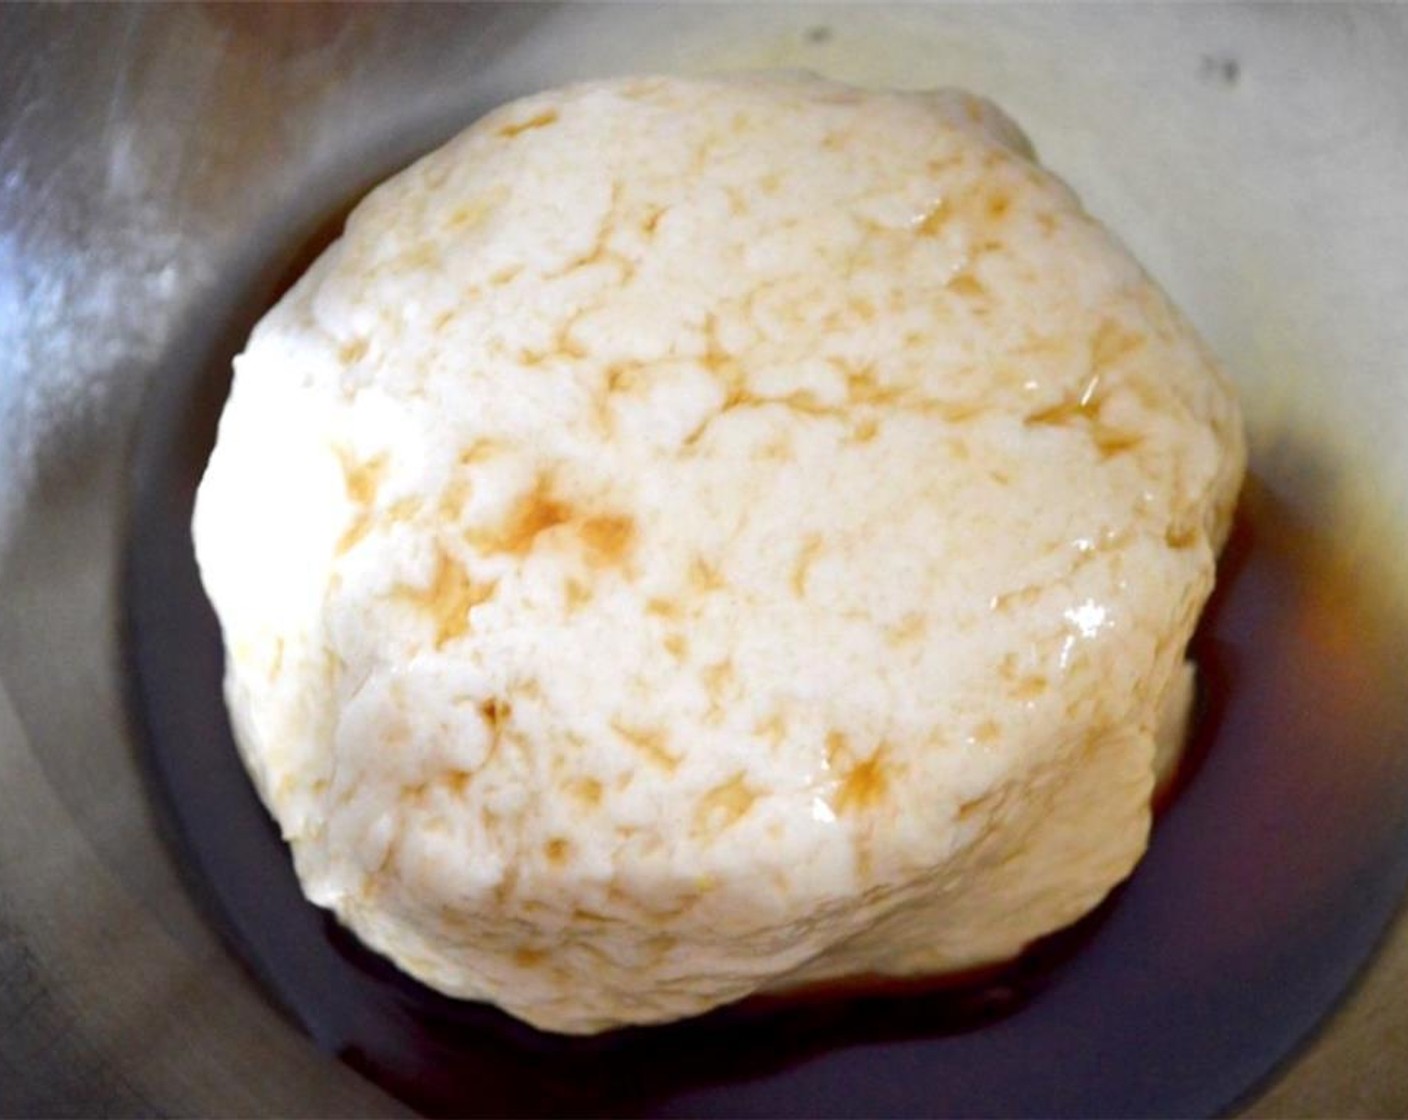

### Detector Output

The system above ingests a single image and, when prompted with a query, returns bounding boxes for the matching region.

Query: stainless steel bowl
[4,5,1407,1114]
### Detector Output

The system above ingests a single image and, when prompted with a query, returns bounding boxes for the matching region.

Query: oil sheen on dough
[192,74,1245,1034]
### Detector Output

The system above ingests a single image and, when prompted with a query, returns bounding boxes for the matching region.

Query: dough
[193,74,1245,1033]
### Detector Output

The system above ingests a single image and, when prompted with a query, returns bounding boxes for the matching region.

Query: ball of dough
[193,74,1245,1034]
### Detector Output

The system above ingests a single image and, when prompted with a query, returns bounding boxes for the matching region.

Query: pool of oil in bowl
[123,204,1408,1118]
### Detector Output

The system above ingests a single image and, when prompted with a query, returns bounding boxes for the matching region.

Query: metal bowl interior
[3,5,1408,1115]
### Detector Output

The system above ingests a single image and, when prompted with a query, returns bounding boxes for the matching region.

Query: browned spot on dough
[1013,675,1048,700]
[915,200,950,237]
[919,398,988,424]
[851,416,880,444]
[513,946,547,967]
[834,747,891,815]
[395,242,439,273]
[957,782,1012,825]
[689,556,726,594]
[517,346,554,368]
[606,362,647,394]
[663,632,688,659]
[544,838,572,865]
[339,451,387,506]
[612,721,680,771]
[758,434,796,462]
[949,271,987,299]
[395,547,496,648]
[776,389,842,418]
[991,584,1041,613]
[846,369,904,406]
[444,769,473,795]
[693,772,758,836]
[1166,521,1199,550]
[1025,395,1096,428]
[339,337,369,364]
[388,497,422,523]
[337,517,374,555]
[458,440,502,466]
[381,720,409,752]
[1012,335,1066,361]
[555,323,590,362]
[565,577,593,610]
[699,313,745,382]
[472,477,572,556]
[498,107,560,138]
[848,296,878,322]
[570,777,604,807]
[1092,427,1145,457]
[986,191,1011,220]
[579,514,636,567]
[491,864,518,907]
[926,154,960,176]
[480,696,512,731]
[438,479,471,520]
[791,534,824,597]
[1024,372,1144,458]
[701,659,734,698]
[973,719,1001,744]
[1091,318,1146,371]
[648,598,683,620]
[754,712,787,747]
[446,193,502,231]
[887,613,927,645]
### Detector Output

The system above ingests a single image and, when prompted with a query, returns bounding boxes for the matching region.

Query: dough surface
[193,74,1245,1034]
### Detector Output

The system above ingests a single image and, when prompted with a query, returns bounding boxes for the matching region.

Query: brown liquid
[123,209,1408,1116]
